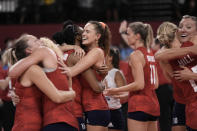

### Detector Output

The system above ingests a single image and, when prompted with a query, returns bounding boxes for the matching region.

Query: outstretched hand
[119,20,128,34]
[104,88,118,96]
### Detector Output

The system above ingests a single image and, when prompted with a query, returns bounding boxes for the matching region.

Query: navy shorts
[85,110,110,127]
[172,102,185,126]
[108,109,125,130]
[42,122,78,131]
[187,126,197,131]
[128,111,158,122]
[77,117,86,131]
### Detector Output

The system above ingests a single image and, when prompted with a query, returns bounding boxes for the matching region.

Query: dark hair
[109,47,120,69]
[88,21,111,56]
[62,20,73,30]
[52,31,65,45]
[62,20,83,45]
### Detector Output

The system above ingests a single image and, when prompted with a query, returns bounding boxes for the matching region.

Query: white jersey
[104,68,123,109]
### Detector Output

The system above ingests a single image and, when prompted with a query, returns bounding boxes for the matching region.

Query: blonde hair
[2,48,14,66]
[128,22,153,49]
[144,23,154,49]
[157,22,177,48]
[40,37,63,59]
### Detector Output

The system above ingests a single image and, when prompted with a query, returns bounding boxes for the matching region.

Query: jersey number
[150,65,156,85]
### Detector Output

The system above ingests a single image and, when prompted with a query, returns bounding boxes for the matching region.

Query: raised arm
[67,52,104,93]
[27,65,75,103]
[155,47,191,61]
[9,48,46,78]
[69,48,102,77]
[9,47,54,78]
[59,44,85,58]
[119,20,129,44]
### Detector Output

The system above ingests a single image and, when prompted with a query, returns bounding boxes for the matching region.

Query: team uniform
[0,66,15,131]
[127,47,160,121]
[42,67,78,131]
[64,50,86,131]
[12,81,42,131]
[80,53,110,127]
[169,41,197,130]
[104,68,125,130]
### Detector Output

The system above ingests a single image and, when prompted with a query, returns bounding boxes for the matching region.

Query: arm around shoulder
[28,65,75,103]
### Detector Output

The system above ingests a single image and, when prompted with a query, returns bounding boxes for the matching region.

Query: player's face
[178,18,197,43]
[82,23,100,46]
[127,28,137,48]
[26,35,41,52]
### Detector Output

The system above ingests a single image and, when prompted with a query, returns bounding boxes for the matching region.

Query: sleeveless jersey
[128,47,160,116]
[169,41,197,104]
[80,69,109,112]
[104,68,122,109]
[12,81,42,131]
[169,41,197,129]
[64,50,83,117]
[43,68,78,129]
[0,67,10,101]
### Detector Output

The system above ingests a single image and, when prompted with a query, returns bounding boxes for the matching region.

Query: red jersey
[12,81,43,131]
[169,41,197,129]
[80,70,109,112]
[128,47,160,116]
[43,68,78,129]
[152,50,171,85]
[0,66,11,101]
[64,50,83,117]
[169,41,197,104]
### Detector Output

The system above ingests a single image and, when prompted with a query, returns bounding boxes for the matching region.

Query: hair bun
[62,20,73,29]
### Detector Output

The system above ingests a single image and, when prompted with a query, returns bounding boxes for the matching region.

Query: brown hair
[88,21,111,55]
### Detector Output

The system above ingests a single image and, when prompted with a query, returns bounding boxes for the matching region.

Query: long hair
[88,21,111,56]
[128,22,153,49]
